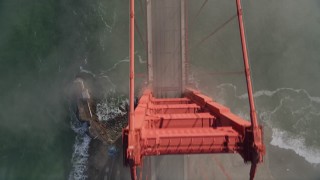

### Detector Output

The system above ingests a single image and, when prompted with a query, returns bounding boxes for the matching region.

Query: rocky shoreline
[72,76,129,179]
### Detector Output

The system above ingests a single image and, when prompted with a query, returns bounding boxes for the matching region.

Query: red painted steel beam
[236,0,264,153]
[148,104,200,114]
[236,0,259,145]
[184,88,251,136]
[123,88,266,179]
[129,0,135,134]
[146,113,215,128]
[236,0,265,179]
[151,97,190,104]
[129,0,137,179]
[140,127,241,155]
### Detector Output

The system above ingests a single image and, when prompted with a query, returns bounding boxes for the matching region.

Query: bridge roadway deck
[146,0,188,179]
[148,0,185,98]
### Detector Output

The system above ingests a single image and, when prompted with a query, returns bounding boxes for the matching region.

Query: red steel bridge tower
[123,0,265,179]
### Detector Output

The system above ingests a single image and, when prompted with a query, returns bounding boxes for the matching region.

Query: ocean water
[1,0,320,179]
[216,85,320,164]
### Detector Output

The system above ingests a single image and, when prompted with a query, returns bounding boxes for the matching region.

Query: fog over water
[0,0,319,179]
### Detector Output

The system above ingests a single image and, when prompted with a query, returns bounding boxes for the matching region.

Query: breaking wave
[271,128,320,164]
[69,109,91,180]
[96,97,128,121]
[216,84,320,165]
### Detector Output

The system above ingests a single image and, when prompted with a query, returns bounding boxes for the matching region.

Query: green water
[0,0,135,179]
[0,0,320,179]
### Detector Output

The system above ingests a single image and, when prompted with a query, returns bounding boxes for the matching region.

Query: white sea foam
[217,83,320,104]
[271,128,320,164]
[216,83,320,165]
[98,53,147,75]
[240,87,320,104]
[96,97,128,121]
[69,113,91,180]
[104,59,129,73]
[69,134,91,180]
[79,66,96,77]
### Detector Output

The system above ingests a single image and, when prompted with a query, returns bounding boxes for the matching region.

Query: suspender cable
[194,0,208,22]
[189,0,208,30]
[135,18,147,52]
[190,14,237,50]
[139,0,145,19]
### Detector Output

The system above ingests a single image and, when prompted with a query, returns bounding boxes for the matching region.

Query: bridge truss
[123,0,265,179]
